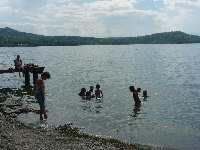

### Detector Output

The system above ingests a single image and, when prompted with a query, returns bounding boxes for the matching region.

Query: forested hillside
[0,27,200,47]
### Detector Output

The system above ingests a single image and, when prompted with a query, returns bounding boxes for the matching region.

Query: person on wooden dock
[35,72,51,121]
[14,55,24,78]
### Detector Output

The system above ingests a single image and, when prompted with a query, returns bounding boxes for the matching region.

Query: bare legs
[18,68,21,78]
[18,67,25,78]
[40,109,48,121]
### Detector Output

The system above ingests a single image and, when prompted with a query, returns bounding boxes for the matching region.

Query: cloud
[0,0,199,37]
[163,0,200,34]
[83,0,137,11]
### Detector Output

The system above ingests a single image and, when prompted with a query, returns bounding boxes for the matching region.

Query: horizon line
[1,26,200,38]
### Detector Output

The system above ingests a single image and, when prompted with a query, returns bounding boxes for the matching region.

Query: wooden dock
[0,66,45,85]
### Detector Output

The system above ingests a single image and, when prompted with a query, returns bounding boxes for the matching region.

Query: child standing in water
[35,72,51,121]
[129,86,141,106]
[95,84,103,99]
[89,86,95,98]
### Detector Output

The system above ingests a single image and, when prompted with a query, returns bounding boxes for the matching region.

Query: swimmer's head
[41,72,51,80]
[137,88,141,93]
[129,86,135,92]
[96,84,100,89]
[81,88,86,92]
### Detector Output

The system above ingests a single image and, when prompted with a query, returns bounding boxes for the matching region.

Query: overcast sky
[0,0,199,37]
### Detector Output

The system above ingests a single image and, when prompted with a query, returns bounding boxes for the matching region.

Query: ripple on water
[1,45,200,150]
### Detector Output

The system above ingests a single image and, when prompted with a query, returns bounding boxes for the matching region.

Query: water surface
[0,44,200,150]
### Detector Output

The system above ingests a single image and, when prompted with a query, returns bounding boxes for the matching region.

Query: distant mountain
[134,31,200,44]
[0,27,43,38]
[0,27,200,47]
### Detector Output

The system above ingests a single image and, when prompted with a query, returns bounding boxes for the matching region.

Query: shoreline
[0,95,167,150]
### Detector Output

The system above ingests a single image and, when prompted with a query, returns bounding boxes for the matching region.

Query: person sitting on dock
[14,55,24,78]
[35,72,51,121]
[95,84,103,99]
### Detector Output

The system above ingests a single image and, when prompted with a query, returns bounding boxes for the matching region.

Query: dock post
[25,71,30,85]
[33,73,38,85]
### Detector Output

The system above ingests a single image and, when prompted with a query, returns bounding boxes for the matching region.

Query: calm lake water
[0,44,200,150]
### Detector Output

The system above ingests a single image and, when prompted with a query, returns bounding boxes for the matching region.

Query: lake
[0,44,200,150]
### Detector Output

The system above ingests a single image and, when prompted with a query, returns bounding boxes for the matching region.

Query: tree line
[0,27,200,47]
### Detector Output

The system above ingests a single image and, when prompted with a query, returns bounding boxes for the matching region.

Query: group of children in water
[13,55,148,122]
[78,84,103,100]
[14,55,147,121]
[78,84,148,106]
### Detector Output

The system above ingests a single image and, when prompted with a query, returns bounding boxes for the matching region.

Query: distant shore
[1,27,200,47]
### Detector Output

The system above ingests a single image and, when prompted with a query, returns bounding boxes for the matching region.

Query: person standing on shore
[35,72,51,121]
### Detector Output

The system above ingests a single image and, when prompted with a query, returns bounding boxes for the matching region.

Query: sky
[0,0,200,37]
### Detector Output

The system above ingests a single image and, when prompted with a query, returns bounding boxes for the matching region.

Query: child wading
[89,86,95,98]
[95,84,103,99]
[129,86,141,106]
[35,72,51,121]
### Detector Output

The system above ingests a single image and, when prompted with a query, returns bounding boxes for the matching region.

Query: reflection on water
[132,104,141,117]
[80,98,103,114]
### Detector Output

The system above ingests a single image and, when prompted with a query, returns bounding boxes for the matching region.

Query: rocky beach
[0,94,167,150]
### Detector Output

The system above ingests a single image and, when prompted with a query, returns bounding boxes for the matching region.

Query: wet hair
[129,86,135,92]
[41,72,51,79]
[17,55,20,58]
[137,88,141,93]
[81,88,86,92]
[96,84,100,89]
